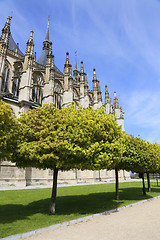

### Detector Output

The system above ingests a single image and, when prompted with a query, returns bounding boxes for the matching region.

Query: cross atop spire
[6,16,12,25]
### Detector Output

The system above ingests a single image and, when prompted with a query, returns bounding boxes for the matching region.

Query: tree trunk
[99,170,101,182]
[142,173,146,196]
[156,173,159,187]
[49,168,58,214]
[115,168,119,200]
[147,172,151,192]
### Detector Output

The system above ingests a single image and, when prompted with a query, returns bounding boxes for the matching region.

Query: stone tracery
[32,72,44,105]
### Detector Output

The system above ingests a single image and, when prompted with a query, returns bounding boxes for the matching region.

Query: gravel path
[22,197,160,240]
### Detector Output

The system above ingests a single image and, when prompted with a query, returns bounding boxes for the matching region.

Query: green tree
[121,135,147,195]
[0,100,17,160]
[12,103,122,214]
[146,142,160,191]
[121,135,160,196]
[107,134,125,200]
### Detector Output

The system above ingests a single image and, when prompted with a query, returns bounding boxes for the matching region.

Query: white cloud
[119,0,160,75]
[122,89,160,142]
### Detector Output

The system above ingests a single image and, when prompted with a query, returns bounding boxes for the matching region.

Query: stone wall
[0,161,130,187]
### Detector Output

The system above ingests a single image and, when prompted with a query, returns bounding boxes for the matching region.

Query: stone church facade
[0,16,130,186]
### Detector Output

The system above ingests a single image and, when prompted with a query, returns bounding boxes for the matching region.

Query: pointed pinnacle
[74,51,77,70]
[29,30,34,42]
[81,61,84,73]
[45,18,49,41]
[7,16,12,23]
[93,68,97,80]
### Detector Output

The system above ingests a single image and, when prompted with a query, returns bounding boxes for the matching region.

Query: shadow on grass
[0,186,159,224]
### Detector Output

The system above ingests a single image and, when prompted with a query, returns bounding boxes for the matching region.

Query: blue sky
[1,0,160,143]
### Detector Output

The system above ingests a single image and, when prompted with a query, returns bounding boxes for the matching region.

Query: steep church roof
[37,48,48,66]
[1,16,24,57]
[8,33,24,56]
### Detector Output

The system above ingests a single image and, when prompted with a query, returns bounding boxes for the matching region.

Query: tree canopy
[11,103,123,213]
[13,104,123,171]
[3,101,160,212]
[120,134,160,174]
[0,100,18,160]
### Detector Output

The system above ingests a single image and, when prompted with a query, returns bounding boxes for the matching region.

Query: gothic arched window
[73,88,79,101]
[1,61,10,93]
[32,73,43,105]
[54,81,62,109]
[54,94,61,109]
[73,88,80,109]
[12,62,22,97]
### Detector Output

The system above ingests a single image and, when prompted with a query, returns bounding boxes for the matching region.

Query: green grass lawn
[0,181,160,238]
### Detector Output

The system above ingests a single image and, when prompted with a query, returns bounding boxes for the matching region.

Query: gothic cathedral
[0,16,129,186]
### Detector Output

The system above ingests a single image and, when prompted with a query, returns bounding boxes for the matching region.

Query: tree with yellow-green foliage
[0,100,18,160]
[120,134,160,196]
[12,103,123,214]
[145,142,160,192]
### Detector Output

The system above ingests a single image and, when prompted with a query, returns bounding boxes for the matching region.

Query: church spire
[43,18,50,50]
[45,17,49,42]
[37,18,52,66]
[73,51,79,79]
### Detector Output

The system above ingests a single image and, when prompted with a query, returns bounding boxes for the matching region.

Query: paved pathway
[22,197,160,240]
